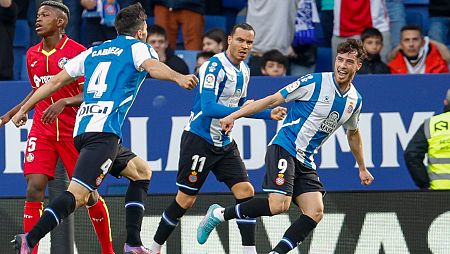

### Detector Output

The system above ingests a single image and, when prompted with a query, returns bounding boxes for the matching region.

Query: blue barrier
[0,74,448,197]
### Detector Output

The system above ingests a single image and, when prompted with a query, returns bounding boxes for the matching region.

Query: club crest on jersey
[285,81,300,93]
[26,153,34,162]
[58,57,68,69]
[347,103,354,113]
[319,111,339,133]
[204,74,215,89]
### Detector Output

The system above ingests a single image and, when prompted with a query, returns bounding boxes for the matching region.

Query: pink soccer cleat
[11,234,32,254]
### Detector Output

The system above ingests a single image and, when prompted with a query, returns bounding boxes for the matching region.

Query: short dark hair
[203,28,227,50]
[40,1,70,19]
[196,51,215,61]
[115,3,147,36]
[230,23,255,36]
[361,27,383,42]
[337,39,367,62]
[261,49,288,69]
[147,24,166,39]
[401,24,423,36]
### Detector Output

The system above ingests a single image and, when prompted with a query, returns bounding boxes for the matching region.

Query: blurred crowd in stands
[1,0,449,81]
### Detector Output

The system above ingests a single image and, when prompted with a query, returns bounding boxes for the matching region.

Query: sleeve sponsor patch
[203,74,216,89]
[285,80,300,93]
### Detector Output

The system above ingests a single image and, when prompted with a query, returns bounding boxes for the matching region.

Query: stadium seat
[235,15,246,25]
[223,0,247,10]
[147,16,154,25]
[315,47,332,72]
[13,20,30,48]
[20,55,28,81]
[204,15,227,32]
[175,50,200,73]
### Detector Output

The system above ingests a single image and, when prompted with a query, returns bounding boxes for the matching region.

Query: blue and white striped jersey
[271,72,363,169]
[184,52,251,147]
[64,35,158,138]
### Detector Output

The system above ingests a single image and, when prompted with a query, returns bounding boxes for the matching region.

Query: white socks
[149,241,162,253]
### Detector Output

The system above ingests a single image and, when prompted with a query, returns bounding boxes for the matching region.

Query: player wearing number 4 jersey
[11,3,198,254]
[197,39,375,254]
[0,2,115,253]
[148,23,286,254]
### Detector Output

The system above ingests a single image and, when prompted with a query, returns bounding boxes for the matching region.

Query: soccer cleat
[123,243,152,254]
[197,204,223,244]
[11,234,31,254]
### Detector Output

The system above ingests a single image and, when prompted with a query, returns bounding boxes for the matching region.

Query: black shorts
[262,144,325,198]
[176,131,249,195]
[73,132,136,191]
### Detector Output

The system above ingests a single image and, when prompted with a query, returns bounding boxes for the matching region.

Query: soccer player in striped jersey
[148,23,286,254]
[197,39,375,254]
[11,3,197,254]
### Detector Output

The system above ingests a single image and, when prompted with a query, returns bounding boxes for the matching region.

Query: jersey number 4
[87,62,111,98]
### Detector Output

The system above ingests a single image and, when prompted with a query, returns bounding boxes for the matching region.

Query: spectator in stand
[147,24,189,75]
[152,0,204,50]
[260,49,288,77]
[0,0,17,80]
[81,0,119,47]
[428,0,450,45]
[194,51,214,75]
[202,28,227,53]
[246,0,299,76]
[385,0,406,48]
[332,0,390,64]
[388,25,449,74]
[358,27,391,74]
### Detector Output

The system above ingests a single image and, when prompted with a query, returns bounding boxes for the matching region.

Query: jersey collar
[331,72,352,97]
[38,35,70,56]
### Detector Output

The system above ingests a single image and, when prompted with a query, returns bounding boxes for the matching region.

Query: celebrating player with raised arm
[148,23,286,254]
[197,39,374,254]
[11,3,197,254]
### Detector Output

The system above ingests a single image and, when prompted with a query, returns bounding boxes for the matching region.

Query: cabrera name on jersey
[64,35,158,138]
[184,52,250,147]
[271,72,362,169]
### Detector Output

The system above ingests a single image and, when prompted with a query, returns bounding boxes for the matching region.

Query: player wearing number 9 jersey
[11,3,198,254]
[197,39,375,254]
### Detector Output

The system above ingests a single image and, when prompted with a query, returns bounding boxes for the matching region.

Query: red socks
[24,201,43,254]
[87,196,115,254]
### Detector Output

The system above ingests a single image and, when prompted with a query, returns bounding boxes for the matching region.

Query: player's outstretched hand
[12,110,28,127]
[0,114,11,128]
[359,168,374,186]
[271,107,287,121]
[42,100,66,124]
[220,115,235,135]
[178,74,198,90]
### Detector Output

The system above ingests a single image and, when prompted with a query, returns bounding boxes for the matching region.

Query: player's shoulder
[26,43,41,56]
[297,72,323,86]
[66,38,87,52]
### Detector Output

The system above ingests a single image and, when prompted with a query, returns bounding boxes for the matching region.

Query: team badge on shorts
[58,57,68,69]
[26,153,34,162]
[188,172,198,183]
[275,173,285,186]
[95,174,105,186]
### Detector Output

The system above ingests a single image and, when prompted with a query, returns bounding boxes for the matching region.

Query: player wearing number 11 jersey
[11,3,198,254]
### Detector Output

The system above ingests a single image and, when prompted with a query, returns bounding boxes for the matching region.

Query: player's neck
[42,33,64,52]
[225,50,241,67]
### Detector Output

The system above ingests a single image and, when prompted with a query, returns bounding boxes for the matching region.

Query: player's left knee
[231,182,254,199]
[304,207,324,223]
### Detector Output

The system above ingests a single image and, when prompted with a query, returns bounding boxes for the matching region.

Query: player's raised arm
[141,58,198,90]
[220,92,285,134]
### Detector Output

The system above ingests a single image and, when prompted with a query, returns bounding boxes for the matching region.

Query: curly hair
[337,39,367,62]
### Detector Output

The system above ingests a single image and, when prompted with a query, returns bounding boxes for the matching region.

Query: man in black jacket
[147,24,190,75]
[358,27,391,74]
[404,89,450,190]
[0,0,17,80]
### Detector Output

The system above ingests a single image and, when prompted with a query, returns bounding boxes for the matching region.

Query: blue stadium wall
[0,74,449,197]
